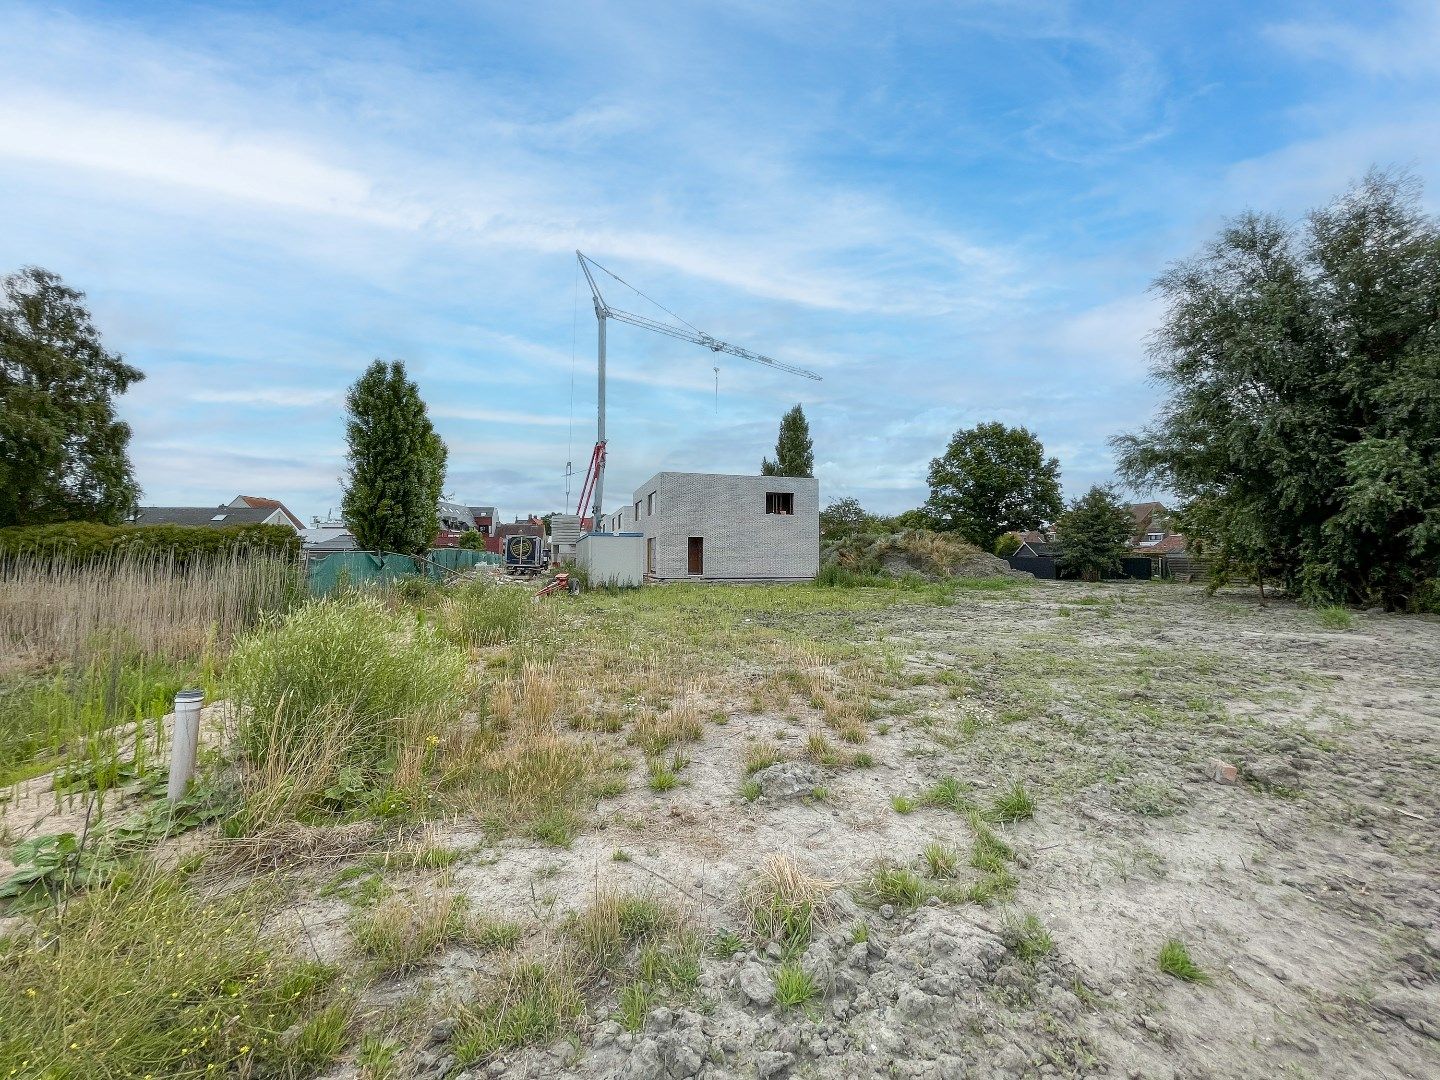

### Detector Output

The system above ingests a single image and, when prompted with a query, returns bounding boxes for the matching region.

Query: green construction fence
[307,548,502,595]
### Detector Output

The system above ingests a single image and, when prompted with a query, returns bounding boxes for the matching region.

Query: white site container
[577,531,645,588]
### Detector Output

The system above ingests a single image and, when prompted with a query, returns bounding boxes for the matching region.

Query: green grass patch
[986,781,1036,823]
[0,873,340,1077]
[773,962,819,1008]
[1158,938,1211,983]
[451,956,583,1064]
[1001,911,1055,960]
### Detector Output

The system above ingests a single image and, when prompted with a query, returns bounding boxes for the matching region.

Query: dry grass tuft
[199,820,378,879]
[628,700,703,756]
[353,880,467,975]
[742,854,836,947]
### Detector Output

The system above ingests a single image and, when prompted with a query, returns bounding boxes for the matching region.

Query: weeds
[891,795,917,814]
[711,928,746,958]
[987,782,1036,823]
[920,776,973,812]
[451,955,584,1064]
[773,962,819,1008]
[353,884,467,975]
[743,740,785,775]
[921,841,960,878]
[1001,911,1055,960]
[616,980,655,1032]
[565,890,676,972]
[0,872,339,1077]
[1314,605,1354,631]
[227,594,467,822]
[868,864,926,908]
[1158,938,1210,983]
[743,855,835,949]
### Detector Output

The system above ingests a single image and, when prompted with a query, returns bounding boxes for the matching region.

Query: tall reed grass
[0,551,300,667]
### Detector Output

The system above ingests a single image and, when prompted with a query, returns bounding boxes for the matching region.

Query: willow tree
[1114,170,1440,610]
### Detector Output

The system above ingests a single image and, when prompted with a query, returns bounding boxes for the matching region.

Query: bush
[0,522,300,567]
[227,595,468,783]
[994,532,1022,557]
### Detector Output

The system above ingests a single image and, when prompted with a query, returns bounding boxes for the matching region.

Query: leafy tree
[341,360,447,555]
[994,532,1022,557]
[1055,486,1134,581]
[820,497,874,541]
[761,404,814,477]
[0,267,143,527]
[457,529,486,550]
[892,507,936,531]
[923,422,1062,550]
[1114,170,1440,610]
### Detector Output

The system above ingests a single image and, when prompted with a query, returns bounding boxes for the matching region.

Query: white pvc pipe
[167,689,204,802]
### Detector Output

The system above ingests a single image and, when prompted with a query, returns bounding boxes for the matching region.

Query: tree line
[3,169,1436,607]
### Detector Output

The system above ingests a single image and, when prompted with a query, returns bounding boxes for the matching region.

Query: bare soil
[10,581,1438,1079]
[336,582,1440,1079]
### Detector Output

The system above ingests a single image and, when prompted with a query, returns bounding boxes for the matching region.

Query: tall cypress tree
[0,267,144,527]
[341,360,446,555]
[761,403,814,477]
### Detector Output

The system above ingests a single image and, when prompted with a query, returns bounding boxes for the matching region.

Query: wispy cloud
[4,1,1436,518]
[1267,2,1440,79]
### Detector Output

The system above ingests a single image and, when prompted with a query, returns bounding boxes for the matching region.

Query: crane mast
[574,250,821,527]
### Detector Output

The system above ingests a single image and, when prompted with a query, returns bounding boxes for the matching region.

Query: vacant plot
[2,576,1436,1079]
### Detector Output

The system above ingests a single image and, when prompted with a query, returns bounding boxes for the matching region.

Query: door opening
[687,536,704,575]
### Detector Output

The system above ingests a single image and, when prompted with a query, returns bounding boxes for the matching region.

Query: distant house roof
[437,501,477,531]
[299,525,357,552]
[1128,501,1166,524]
[1016,530,1048,545]
[229,496,305,530]
[1014,541,1058,558]
[135,506,281,528]
[1144,534,1188,555]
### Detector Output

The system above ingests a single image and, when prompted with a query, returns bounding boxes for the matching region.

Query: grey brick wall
[630,472,819,581]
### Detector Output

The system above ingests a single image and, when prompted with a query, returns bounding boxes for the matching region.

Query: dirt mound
[823,528,1023,581]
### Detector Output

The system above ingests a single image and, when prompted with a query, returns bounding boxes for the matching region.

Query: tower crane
[573,250,821,526]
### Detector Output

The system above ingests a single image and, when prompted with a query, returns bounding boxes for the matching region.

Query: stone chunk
[1209,758,1238,783]
[750,761,822,799]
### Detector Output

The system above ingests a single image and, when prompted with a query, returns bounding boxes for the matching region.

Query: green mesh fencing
[306,549,502,595]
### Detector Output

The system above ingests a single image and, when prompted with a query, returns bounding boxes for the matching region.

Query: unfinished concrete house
[629,471,819,582]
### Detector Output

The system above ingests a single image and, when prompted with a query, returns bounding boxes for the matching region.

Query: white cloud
[192,387,340,407]
[0,95,423,227]
[1268,2,1440,79]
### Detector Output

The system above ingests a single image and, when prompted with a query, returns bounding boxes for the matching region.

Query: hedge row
[0,522,302,565]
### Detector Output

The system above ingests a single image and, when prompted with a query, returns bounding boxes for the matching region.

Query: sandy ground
[310,581,1438,1079]
[7,581,1438,1079]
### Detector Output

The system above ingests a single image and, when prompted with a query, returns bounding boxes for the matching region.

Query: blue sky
[4,1,1439,524]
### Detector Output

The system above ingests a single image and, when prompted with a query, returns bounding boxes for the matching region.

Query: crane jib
[573,249,821,522]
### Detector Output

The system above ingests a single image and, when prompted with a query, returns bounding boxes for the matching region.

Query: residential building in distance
[628,471,819,582]
[135,496,302,532]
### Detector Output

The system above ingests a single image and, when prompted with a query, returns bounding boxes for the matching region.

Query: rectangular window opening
[647,492,656,515]
[765,492,795,515]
